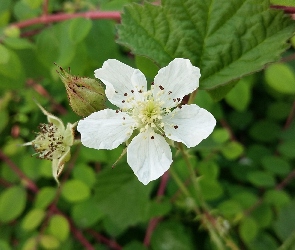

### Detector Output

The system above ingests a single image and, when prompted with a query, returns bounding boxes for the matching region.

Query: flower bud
[56,65,106,117]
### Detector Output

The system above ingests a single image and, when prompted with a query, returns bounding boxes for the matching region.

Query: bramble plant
[1,0,295,250]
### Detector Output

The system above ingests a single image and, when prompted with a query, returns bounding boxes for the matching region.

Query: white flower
[77,58,216,185]
[24,103,75,184]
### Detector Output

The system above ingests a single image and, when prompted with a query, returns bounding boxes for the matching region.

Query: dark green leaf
[94,166,152,229]
[151,221,194,250]
[118,0,294,91]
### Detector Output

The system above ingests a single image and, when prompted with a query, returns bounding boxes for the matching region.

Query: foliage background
[1,0,295,249]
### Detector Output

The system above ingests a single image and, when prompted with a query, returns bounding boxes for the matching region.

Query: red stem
[88,230,122,250]
[0,150,39,193]
[42,0,49,16]
[10,11,121,29]
[284,100,295,130]
[51,206,95,250]
[143,171,169,246]
[271,5,295,13]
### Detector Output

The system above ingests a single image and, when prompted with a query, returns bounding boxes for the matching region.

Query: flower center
[129,91,166,133]
[32,123,66,160]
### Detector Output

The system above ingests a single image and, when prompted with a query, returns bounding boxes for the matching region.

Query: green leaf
[118,0,294,91]
[48,215,70,242]
[221,141,244,160]
[274,200,295,241]
[211,128,230,144]
[249,120,280,142]
[270,0,295,7]
[123,241,147,250]
[61,180,90,203]
[278,140,295,159]
[0,186,27,223]
[265,63,295,94]
[0,48,24,84]
[21,209,46,231]
[0,240,11,250]
[40,235,60,249]
[251,204,273,228]
[218,200,243,219]
[264,190,291,207]
[94,166,152,229]
[198,178,223,200]
[151,221,194,250]
[248,233,278,250]
[198,161,219,180]
[239,217,258,243]
[261,156,291,176]
[146,200,172,219]
[72,199,104,228]
[225,77,252,111]
[34,187,56,209]
[135,55,159,79]
[69,18,92,44]
[0,44,10,64]
[247,171,276,188]
[4,37,34,50]
[23,0,43,9]
[267,102,291,121]
[72,164,96,188]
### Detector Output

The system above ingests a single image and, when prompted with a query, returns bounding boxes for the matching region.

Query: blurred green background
[1,0,295,249]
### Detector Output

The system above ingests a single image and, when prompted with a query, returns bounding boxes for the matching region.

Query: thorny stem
[175,143,239,250]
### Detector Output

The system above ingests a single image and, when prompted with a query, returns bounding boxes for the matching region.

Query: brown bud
[56,65,106,117]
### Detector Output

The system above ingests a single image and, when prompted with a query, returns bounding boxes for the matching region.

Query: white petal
[153,58,200,108]
[127,129,172,185]
[163,104,216,147]
[77,109,135,150]
[94,59,147,108]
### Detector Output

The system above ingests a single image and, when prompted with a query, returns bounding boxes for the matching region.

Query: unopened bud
[56,65,106,117]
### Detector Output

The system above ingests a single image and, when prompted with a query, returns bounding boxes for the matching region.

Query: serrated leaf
[118,0,295,92]
[0,186,27,223]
